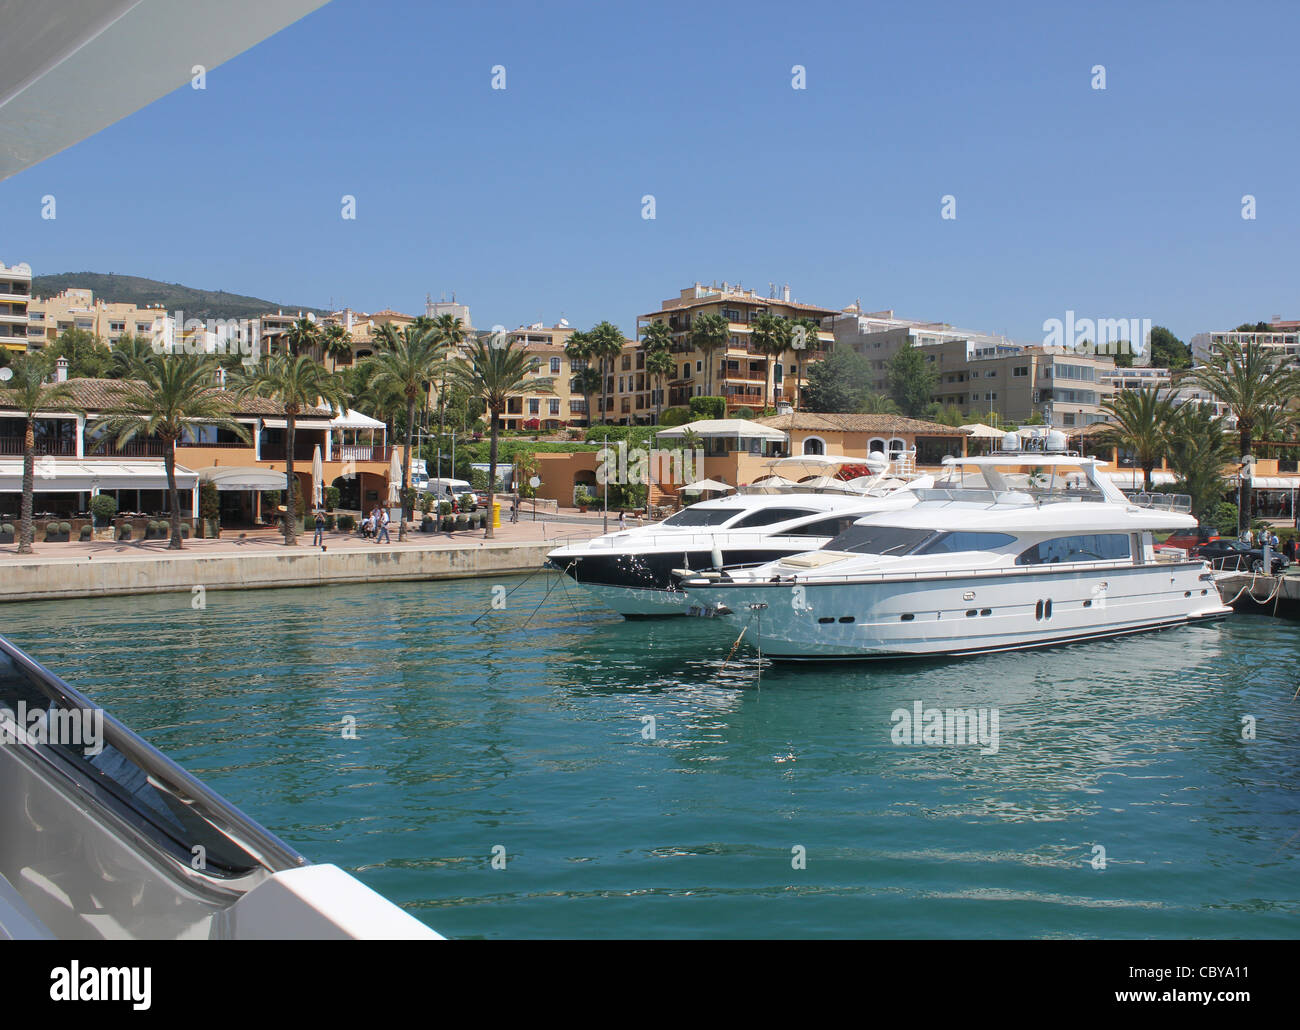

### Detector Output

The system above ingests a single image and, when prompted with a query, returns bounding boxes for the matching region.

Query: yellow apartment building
[635,282,838,418]
[0,261,32,356]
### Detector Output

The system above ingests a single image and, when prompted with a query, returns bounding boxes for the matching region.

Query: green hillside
[31,272,330,321]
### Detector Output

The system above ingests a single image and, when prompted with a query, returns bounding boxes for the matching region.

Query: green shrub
[658,406,691,427]
[79,525,92,541]
[324,485,340,510]
[689,396,725,421]
[1210,502,1238,534]
[90,494,118,525]
[337,514,356,532]
[441,515,455,532]
[459,492,476,511]
[199,481,220,521]
[420,515,436,533]
[117,525,132,541]
[438,500,452,516]
[59,522,71,534]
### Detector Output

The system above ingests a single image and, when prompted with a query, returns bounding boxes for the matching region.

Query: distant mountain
[32,272,330,322]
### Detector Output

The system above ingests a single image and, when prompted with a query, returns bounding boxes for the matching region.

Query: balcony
[0,436,76,456]
[260,443,325,462]
[85,437,166,457]
[336,444,392,463]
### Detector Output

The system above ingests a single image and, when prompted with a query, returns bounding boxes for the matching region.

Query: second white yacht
[546,454,930,616]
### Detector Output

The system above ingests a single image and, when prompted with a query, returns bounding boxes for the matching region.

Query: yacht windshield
[822,526,934,556]
[661,507,741,527]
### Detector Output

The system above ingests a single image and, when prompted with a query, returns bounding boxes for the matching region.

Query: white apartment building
[0,261,33,355]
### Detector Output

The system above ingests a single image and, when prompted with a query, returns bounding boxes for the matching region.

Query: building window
[549,398,560,415]
[1013,366,1028,377]
[529,398,540,414]
[696,360,702,372]
[550,357,561,374]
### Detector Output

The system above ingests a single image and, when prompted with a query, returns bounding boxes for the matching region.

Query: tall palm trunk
[485,408,499,539]
[1239,423,1253,533]
[164,441,184,549]
[401,395,416,540]
[283,414,298,545]
[19,418,35,554]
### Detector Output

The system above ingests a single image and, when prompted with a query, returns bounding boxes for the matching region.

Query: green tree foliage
[886,343,938,417]
[801,347,870,412]
[48,328,111,378]
[690,313,730,395]
[1165,403,1235,523]
[689,396,725,421]
[1100,386,1177,492]
[1148,326,1191,370]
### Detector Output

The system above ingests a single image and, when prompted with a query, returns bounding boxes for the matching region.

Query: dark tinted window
[916,532,1016,554]
[781,515,865,537]
[731,507,818,529]
[662,506,742,527]
[1017,533,1130,565]
[823,526,934,555]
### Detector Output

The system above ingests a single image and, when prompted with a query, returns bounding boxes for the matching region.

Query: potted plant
[198,480,220,539]
[90,494,118,541]
[575,489,594,513]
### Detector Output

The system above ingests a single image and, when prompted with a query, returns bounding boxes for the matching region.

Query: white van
[426,478,481,506]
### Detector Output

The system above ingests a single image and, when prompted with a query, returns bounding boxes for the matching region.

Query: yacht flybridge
[0,635,438,939]
[678,449,1231,659]
[546,454,933,617]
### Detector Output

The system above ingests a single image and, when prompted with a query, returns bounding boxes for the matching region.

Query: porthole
[1045,599,1052,619]
[1035,600,1043,620]
[838,616,855,624]
[965,609,977,618]
[818,617,834,624]
[900,613,915,622]
[980,608,991,617]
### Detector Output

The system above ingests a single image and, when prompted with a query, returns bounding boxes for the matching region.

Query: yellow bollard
[492,501,501,528]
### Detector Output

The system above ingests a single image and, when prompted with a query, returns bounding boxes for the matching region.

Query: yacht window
[730,508,818,529]
[1016,533,1130,565]
[661,507,742,527]
[823,526,933,556]
[781,515,865,537]
[915,532,1016,554]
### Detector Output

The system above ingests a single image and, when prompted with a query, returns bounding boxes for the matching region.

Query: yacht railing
[689,555,1207,588]
[1125,492,1193,513]
[0,634,305,888]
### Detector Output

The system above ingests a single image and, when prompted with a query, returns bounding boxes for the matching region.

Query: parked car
[1191,539,1290,574]
[1160,526,1220,553]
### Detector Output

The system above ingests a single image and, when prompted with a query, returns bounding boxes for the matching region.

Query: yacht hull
[682,562,1230,660]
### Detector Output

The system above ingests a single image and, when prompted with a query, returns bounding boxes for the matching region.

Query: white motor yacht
[678,444,1231,659]
[546,454,932,617]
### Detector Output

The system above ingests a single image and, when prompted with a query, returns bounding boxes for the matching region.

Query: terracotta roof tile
[755,412,971,436]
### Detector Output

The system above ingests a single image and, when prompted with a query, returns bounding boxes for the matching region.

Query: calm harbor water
[3,574,1298,939]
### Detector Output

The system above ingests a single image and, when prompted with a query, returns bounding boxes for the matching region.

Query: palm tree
[231,355,345,545]
[3,353,76,555]
[691,312,730,396]
[322,324,354,372]
[1100,386,1177,492]
[92,354,249,549]
[639,321,674,425]
[564,330,596,427]
[364,323,446,538]
[449,337,553,538]
[789,317,823,407]
[586,321,626,424]
[108,333,156,378]
[282,315,323,360]
[749,313,792,410]
[430,313,468,473]
[1181,340,1300,531]
[860,392,900,415]
[1166,402,1236,523]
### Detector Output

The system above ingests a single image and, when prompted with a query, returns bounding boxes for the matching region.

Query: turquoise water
[3,574,1298,938]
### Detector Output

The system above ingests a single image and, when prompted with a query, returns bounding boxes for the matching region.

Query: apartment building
[1190,323,1300,365]
[498,321,587,430]
[635,282,837,416]
[0,261,32,356]
[26,287,171,349]
[831,309,1116,428]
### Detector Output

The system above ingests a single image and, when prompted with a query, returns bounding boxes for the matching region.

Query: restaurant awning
[0,460,198,492]
[329,408,387,430]
[197,466,290,491]
[259,418,334,430]
[655,419,788,442]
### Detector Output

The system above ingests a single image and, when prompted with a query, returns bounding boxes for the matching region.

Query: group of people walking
[359,506,391,543]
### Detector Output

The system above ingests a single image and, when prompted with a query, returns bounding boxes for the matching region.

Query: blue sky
[2,0,1297,343]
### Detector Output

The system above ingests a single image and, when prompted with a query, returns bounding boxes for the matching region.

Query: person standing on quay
[312,510,326,547]
[376,506,391,544]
